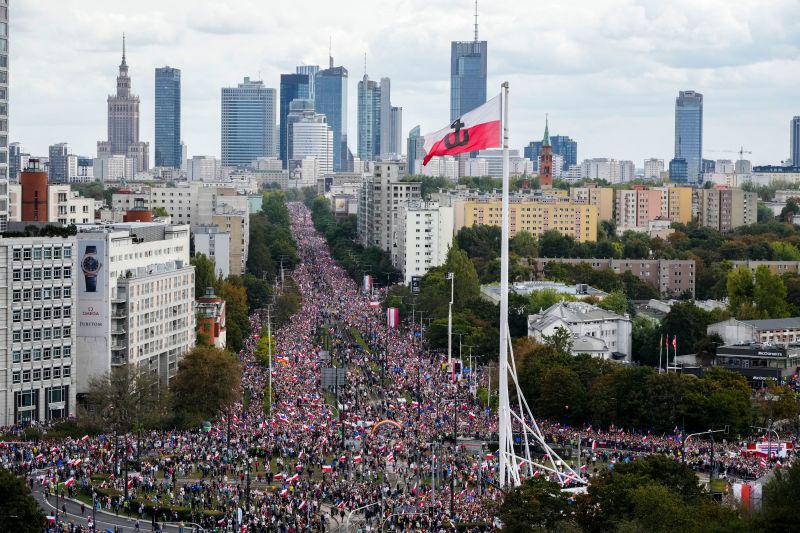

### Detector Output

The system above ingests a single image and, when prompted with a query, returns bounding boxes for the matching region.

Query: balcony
[111,327,126,335]
[112,311,127,319]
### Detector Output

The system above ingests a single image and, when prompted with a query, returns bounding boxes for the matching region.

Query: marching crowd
[0,201,795,532]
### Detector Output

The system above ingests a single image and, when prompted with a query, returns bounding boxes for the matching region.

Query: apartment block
[534,257,695,297]
[0,236,78,426]
[393,202,454,284]
[357,161,421,251]
[569,186,614,222]
[695,187,757,232]
[455,198,597,242]
[615,185,693,231]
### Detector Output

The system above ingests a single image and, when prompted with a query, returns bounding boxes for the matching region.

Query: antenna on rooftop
[474,0,479,42]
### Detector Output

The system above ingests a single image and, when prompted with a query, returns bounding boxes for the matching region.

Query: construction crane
[707,146,753,162]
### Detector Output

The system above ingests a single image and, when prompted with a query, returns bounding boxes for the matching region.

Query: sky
[10,0,800,167]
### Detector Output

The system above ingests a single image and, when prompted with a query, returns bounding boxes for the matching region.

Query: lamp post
[445,272,454,381]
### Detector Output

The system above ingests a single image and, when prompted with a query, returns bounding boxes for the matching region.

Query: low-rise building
[707,317,800,346]
[528,301,632,361]
[713,343,800,387]
[534,258,695,297]
[480,281,607,305]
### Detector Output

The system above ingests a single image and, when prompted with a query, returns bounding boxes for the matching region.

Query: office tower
[674,90,703,185]
[97,36,149,174]
[526,134,577,171]
[669,158,688,183]
[279,73,311,165]
[296,65,320,100]
[389,106,403,158]
[450,4,487,121]
[155,66,181,168]
[357,74,381,161]
[291,108,333,175]
[539,119,553,188]
[76,223,195,393]
[48,143,69,182]
[378,77,402,158]
[315,59,349,171]
[791,116,800,166]
[285,99,315,162]
[9,142,23,183]
[0,1,9,230]
[0,235,78,425]
[221,77,277,167]
[407,126,424,175]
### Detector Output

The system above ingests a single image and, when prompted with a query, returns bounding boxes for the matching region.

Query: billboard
[411,276,422,294]
[334,197,347,214]
[288,159,303,183]
[387,307,399,328]
[77,239,108,337]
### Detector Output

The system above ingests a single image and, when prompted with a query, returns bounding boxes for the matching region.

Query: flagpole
[498,81,511,487]
[658,334,662,374]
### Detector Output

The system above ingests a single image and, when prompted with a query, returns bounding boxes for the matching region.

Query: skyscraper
[791,116,800,166]
[221,77,277,167]
[524,133,577,171]
[357,74,381,161]
[407,126,424,175]
[155,66,181,169]
[674,90,703,185]
[48,143,69,182]
[285,99,315,162]
[296,65,320,100]
[0,1,8,229]
[315,58,349,172]
[291,109,333,175]
[97,35,149,174]
[279,73,310,165]
[450,4,487,121]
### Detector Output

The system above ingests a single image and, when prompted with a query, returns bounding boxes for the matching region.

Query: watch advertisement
[77,239,108,337]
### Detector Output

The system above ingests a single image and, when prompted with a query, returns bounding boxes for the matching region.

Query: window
[33,309,41,321]
[53,247,61,260]
[33,268,41,281]
[52,327,61,339]
[22,289,30,301]
[33,289,41,300]
[23,248,31,260]
[63,247,72,259]
[43,267,51,280]
[43,308,51,320]
[42,288,50,300]
[12,249,20,260]
[63,287,71,298]
[33,349,41,361]
[53,287,61,299]
[62,326,70,338]
[22,309,30,321]
[12,269,19,281]
[22,330,31,341]
[53,347,61,358]
[62,367,71,378]
[12,309,20,322]
[22,370,30,382]
[12,290,20,302]
[43,247,51,260]
[11,350,19,363]
[33,369,41,381]
[62,307,71,318]
[33,247,42,260]
[22,269,31,281]
[43,348,51,360]
[52,368,60,379]
[63,267,71,279]
[43,328,51,340]
[53,307,61,319]
[43,368,51,380]
[33,329,41,341]
[12,330,19,342]
[12,371,19,384]
[53,267,61,279]
[63,346,71,358]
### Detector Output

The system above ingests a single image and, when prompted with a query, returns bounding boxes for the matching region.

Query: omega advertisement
[77,240,108,336]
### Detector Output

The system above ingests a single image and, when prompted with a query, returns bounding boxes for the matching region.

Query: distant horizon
[9,0,800,167]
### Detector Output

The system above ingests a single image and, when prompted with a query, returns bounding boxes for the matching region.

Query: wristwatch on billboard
[81,245,102,293]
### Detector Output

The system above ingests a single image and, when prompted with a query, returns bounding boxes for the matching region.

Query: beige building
[614,185,692,231]
[8,184,95,225]
[212,209,249,277]
[357,161,422,251]
[695,187,757,232]
[569,186,614,222]
[455,198,598,242]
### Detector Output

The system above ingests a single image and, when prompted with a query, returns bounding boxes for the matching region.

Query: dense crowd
[0,202,795,532]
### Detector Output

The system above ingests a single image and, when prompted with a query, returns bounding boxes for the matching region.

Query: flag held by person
[422,95,501,165]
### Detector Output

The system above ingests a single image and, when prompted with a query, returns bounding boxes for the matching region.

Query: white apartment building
[7,184,95,225]
[292,114,334,176]
[75,223,195,394]
[188,156,220,181]
[580,158,632,184]
[644,158,664,180]
[528,301,632,361]
[0,236,78,426]
[94,155,134,182]
[416,156,458,181]
[193,225,231,278]
[473,150,533,178]
[619,160,635,183]
[393,202,454,284]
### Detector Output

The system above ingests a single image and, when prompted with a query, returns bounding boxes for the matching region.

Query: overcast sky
[10,0,800,166]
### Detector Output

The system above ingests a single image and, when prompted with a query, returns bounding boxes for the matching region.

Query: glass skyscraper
[155,66,181,168]
[407,126,423,175]
[279,73,310,166]
[315,65,348,172]
[221,77,276,167]
[524,134,577,171]
[357,74,381,161]
[450,40,487,122]
[791,116,800,166]
[674,90,703,185]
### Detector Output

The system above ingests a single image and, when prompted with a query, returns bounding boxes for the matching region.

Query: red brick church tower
[539,116,553,189]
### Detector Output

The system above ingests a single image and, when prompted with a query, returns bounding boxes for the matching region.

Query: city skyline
[9,0,800,167]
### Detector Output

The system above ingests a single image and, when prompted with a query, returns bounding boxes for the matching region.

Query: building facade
[315,63,349,172]
[674,90,703,185]
[644,158,664,180]
[154,66,181,169]
[791,116,800,166]
[569,186,614,222]
[221,77,277,167]
[75,223,194,394]
[48,143,69,183]
[97,37,149,174]
[192,225,230,279]
[450,39,487,122]
[695,187,757,232]
[407,126,424,176]
[357,162,421,251]
[279,73,310,166]
[357,74,381,161]
[393,202,454,284]
[0,236,78,426]
[291,110,333,176]
[0,0,8,230]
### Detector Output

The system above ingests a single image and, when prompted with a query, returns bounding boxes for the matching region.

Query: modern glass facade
[525,135,577,171]
[279,73,310,166]
[315,67,348,172]
[407,126,422,175]
[155,66,181,168]
[296,65,319,100]
[669,157,688,183]
[450,40,487,122]
[674,90,703,185]
[357,75,381,161]
[791,116,800,166]
[221,77,276,167]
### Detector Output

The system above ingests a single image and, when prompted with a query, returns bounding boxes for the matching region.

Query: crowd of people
[0,201,796,532]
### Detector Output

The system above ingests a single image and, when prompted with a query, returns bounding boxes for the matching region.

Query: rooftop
[741,317,800,331]
[481,281,607,304]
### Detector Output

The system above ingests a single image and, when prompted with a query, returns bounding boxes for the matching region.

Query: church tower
[539,116,553,189]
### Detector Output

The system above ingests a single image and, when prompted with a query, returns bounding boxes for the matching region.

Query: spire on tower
[474,0,479,42]
[328,36,333,69]
[364,52,367,77]
[543,114,551,147]
[121,32,127,67]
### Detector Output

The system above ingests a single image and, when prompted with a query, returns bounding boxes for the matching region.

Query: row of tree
[516,338,798,435]
[498,454,800,533]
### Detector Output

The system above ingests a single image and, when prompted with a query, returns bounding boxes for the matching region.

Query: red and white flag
[422,95,501,165]
[322,465,332,473]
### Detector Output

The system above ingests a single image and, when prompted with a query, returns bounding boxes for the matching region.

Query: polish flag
[422,95,501,165]
[354,456,363,463]
[322,465,332,473]
[287,473,300,483]
[280,489,289,497]
[64,477,76,487]
[486,453,494,460]
[386,452,395,463]
[591,440,597,450]
[468,412,476,420]
[298,500,307,510]
[580,464,587,471]
[274,473,285,480]
[81,435,90,442]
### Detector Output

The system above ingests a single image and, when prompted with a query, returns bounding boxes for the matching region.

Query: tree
[539,230,575,258]
[542,326,573,356]
[191,253,220,299]
[497,476,572,532]
[779,199,800,223]
[726,266,755,316]
[660,301,712,355]
[0,469,44,532]
[456,225,501,260]
[219,278,250,352]
[757,460,800,532]
[510,230,538,258]
[598,291,628,316]
[171,346,242,426]
[443,245,480,307]
[754,265,789,318]
[538,366,586,424]
[85,365,170,432]
[631,316,661,366]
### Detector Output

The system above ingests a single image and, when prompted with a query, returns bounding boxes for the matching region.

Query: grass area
[350,327,371,353]
[263,383,272,416]
[243,389,252,410]
[324,392,339,416]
